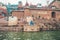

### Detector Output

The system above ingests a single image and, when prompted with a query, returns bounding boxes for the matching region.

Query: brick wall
[12,9,60,20]
[12,11,24,19]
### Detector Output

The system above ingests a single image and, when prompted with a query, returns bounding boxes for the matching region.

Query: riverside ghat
[0,16,40,32]
[0,16,60,32]
[0,0,60,32]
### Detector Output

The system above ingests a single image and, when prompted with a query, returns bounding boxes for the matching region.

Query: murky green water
[0,31,60,40]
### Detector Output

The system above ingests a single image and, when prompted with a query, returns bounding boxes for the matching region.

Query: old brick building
[12,0,60,20]
[10,0,60,31]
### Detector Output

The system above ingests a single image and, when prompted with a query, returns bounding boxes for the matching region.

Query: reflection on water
[0,31,60,40]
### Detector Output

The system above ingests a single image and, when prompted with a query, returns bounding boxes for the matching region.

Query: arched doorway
[51,12,56,18]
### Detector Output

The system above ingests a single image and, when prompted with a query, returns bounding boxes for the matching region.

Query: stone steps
[0,27,23,32]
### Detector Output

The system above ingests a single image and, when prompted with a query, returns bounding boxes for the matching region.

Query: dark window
[18,19,20,21]
[32,15,34,17]
[51,12,56,18]
[39,16,40,18]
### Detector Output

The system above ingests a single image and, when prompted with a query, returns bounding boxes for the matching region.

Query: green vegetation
[0,31,60,40]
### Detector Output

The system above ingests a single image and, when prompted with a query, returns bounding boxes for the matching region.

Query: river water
[0,31,60,40]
